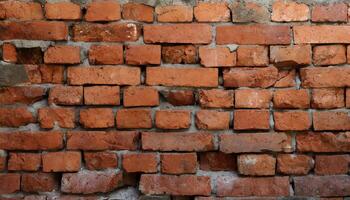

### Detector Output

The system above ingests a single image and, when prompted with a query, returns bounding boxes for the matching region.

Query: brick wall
[0,0,350,199]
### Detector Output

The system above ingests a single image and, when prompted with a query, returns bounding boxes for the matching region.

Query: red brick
[80,108,114,129]
[217,25,291,45]
[294,25,350,44]
[294,175,350,196]
[0,174,20,194]
[123,86,159,107]
[67,131,138,150]
[44,46,80,64]
[275,69,296,88]
[313,45,346,65]
[45,2,81,20]
[165,90,195,106]
[0,86,45,105]
[140,175,211,196]
[312,88,344,109]
[72,23,140,42]
[296,132,350,152]
[0,1,43,20]
[61,171,122,194]
[161,153,197,174]
[146,67,218,87]
[38,108,75,129]
[301,67,350,88]
[313,111,350,131]
[274,111,311,131]
[231,1,270,23]
[0,21,68,41]
[8,153,41,171]
[42,151,81,172]
[142,132,214,152]
[220,133,292,153]
[195,110,230,130]
[122,3,153,22]
[155,5,193,22]
[234,110,270,130]
[223,66,278,88]
[37,65,64,84]
[199,89,234,108]
[84,152,118,170]
[0,107,35,127]
[194,2,230,22]
[144,24,211,44]
[347,88,350,108]
[22,173,58,192]
[67,66,140,85]
[237,45,268,66]
[85,1,121,22]
[312,3,347,22]
[0,131,63,150]
[235,89,272,108]
[125,45,161,65]
[88,45,123,65]
[277,154,313,175]
[48,86,83,105]
[238,154,276,176]
[271,0,309,22]
[199,47,236,67]
[2,43,17,63]
[162,45,197,64]
[199,152,236,171]
[217,176,290,197]
[84,86,120,105]
[155,110,191,130]
[315,155,349,175]
[273,89,310,109]
[122,153,157,173]
[270,45,311,66]
[116,109,152,129]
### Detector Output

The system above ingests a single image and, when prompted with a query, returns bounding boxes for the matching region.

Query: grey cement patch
[0,65,29,86]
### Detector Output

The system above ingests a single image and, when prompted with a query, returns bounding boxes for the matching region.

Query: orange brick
[88,45,123,65]
[2,43,17,63]
[315,155,350,175]
[125,45,161,65]
[238,154,276,176]
[122,3,153,22]
[84,152,118,170]
[312,3,347,22]
[274,111,311,131]
[313,111,350,131]
[42,151,81,172]
[84,86,120,105]
[273,89,310,109]
[301,67,350,88]
[116,109,152,129]
[0,174,20,194]
[270,45,311,66]
[8,153,41,171]
[161,153,197,174]
[80,108,114,128]
[198,89,234,108]
[195,110,230,130]
[199,47,236,67]
[0,107,35,127]
[277,154,313,175]
[162,45,197,64]
[165,90,195,106]
[85,0,121,22]
[237,45,268,66]
[275,69,296,88]
[272,0,309,22]
[123,153,157,173]
[155,110,191,130]
[48,86,83,105]
[347,89,350,108]
[45,2,81,20]
[194,2,230,22]
[44,46,80,64]
[123,86,159,107]
[235,89,272,109]
[155,5,193,22]
[294,26,350,44]
[234,110,270,130]
[38,107,75,129]
[313,45,346,65]
[312,88,344,109]
[0,1,43,20]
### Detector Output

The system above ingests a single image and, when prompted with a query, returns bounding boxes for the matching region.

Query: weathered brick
[38,107,75,129]
[61,171,122,194]
[2,43,17,63]
[231,1,269,23]
[123,153,157,173]
[273,89,310,109]
[217,25,291,45]
[67,66,140,85]
[312,88,344,109]
[161,153,197,174]
[301,67,350,88]
[277,154,313,175]
[0,107,35,127]
[234,110,270,130]
[237,45,268,66]
[88,45,123,65]
[43,151,81,172]
[67,131,138,150]
[165,90,195,106]
[347,88,350,108]
[162,45,197,64]
[270,45,311,66]
[49,86,83,105]
[84,152,118,170]
[294,26,350,44]
[44,46,80,64]
[125,45,161,65]
[199,89,234,108]
[142,132,214,152]
[84,86,120,105]
[146,67,218,87]
[275,69,296,88]
[155,110,190,130]
[194,2,230,22]
[80,108,114,129]
[313,111,350,131]
[0,87,45,105]
[315,155,349,175]
[312,3,347,22]
[238,154,276,176]
[36,65,64,84]
[195,110,230,130]
[199,47,236,67]
[0,131,63,150]
[220,133,292,153]
[45,2,81,20]
[223,66,278,88]
[235,89,272,108]
[116,109,152,129]
[271,0,309,22]
[72,23,140,42]
[155,5,193,22]
[0,174,20,194]
[140,175,211,196]
[124,86,159,107]
[199,152,236,171]
[144,24,211,44]
[85,1,121,22]
[274,111,311,131]
[0,1,43,20]
[315,45,346,65]
[8,153,41,171]
[296,132,350,152]
[22,173,58,192]
[122,3,153,22]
